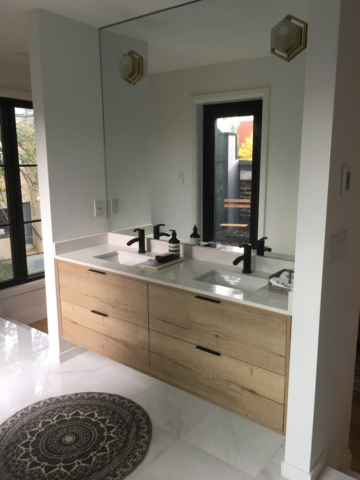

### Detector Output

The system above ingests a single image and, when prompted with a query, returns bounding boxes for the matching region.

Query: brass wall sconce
[118,50,144,86]
[271,14,308,62]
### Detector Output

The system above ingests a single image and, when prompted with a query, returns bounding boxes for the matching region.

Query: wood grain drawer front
[150,331,284,433]
[57,261,148,328]
[61,301,149,372]
[148,284,288,375]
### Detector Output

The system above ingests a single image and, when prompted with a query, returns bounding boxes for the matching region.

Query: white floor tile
[50,360,159,400]
[126,426,178,479]
[130,439,253,480]
[182,406,285,477]
[134,381,214,437]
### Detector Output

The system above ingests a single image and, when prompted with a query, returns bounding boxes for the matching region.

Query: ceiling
[107,0,309,74]
[0,0,197,65]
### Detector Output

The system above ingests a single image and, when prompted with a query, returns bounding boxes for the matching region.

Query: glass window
[0,99,44,289]
[203,100,262,248]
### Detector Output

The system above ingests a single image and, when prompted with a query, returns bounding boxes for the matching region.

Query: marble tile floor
[0,318,287,480]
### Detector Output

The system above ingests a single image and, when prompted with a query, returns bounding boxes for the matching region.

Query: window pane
[0,111,3,165]
[15,108,36,165]
[0,236,13,282]
[20,166,41,221]
[25,221,44,275]
[0,166,10,225]
[215,115,254,247]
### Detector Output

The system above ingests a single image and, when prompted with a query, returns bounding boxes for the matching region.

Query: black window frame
[202,99,263,247]
[0,97,44,289]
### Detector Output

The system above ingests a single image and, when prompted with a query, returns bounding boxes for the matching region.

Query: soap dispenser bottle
[169,230,180,259]
[190,225,201,246]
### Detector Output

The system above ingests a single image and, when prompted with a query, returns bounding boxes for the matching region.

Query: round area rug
[0,392,151,480]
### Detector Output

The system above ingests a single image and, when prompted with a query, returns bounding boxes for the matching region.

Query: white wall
[149,54,306,254]
[0,281,46,324]
[101,31,151,232]
[0,60,31,94]
[283,0,360,478]
[29,9,108,360]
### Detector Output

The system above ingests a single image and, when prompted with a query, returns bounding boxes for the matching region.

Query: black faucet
[126,228,146,254]
[153,224,170,240]
[256,237,272,256]
[233,243,252,274]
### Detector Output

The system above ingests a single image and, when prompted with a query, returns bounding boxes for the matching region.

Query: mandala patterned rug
[0,392,151,479]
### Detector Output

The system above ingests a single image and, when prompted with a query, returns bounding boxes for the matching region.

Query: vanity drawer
[61,300,149,372]
[57,260,148,328]
[150,330,284,433]
[148,284,289,375]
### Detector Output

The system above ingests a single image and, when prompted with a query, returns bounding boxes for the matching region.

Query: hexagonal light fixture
[118,50,144,86]
[271,14,308,62]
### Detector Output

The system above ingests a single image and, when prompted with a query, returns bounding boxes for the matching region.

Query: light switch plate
[178,173,185,185]
[94,200,104,217]
[111,198,119,215]
[340,166,351,195]
[330,230,347,264]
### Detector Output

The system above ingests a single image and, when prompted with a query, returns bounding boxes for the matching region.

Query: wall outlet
[111,198,119,215]
[94,200,104,217]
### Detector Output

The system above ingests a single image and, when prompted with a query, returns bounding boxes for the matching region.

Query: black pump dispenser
[169,230,180,258]
[190,225,201,245]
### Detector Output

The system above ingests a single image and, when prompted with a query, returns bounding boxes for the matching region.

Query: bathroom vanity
[55,245,291,435]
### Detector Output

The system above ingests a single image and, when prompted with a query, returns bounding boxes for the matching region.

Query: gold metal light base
[271,14,308,62]
[121,50,144,86]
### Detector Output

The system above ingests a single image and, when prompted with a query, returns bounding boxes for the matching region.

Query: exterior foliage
[238,132,253,161]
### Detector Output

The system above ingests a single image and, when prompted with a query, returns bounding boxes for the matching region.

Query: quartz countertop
[55,244,291,315]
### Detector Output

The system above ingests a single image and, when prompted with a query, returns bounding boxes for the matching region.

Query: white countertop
[55,244,291,315]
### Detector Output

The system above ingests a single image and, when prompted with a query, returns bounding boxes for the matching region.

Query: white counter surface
[55,244,291,315]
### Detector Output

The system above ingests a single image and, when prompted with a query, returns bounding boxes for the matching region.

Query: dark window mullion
[0,99,28,284]
[23,219,41,225]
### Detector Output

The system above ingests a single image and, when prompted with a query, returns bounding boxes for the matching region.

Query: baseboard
[9,305,47,325]
[281,453,326,480]
[59,345,87,364]
[338,449,352,471]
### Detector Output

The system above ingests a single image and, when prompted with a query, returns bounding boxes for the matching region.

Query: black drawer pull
[196,345,221,356]
[88,269,106,275]
[195,295,220,304]
[91,310,108,317]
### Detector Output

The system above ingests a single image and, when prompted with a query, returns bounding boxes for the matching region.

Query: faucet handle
[257,237,267,242]
[154,224,165,228]
[133,228,144,234]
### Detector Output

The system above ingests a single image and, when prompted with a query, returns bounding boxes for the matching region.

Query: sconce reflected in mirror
[271,14,308,62]
[118,50,144,85]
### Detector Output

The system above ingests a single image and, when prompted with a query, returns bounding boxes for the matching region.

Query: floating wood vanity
[56,259,291,435]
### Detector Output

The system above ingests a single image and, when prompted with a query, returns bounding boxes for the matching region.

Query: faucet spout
[232,255,245,266]
[127,238,139,246]
[126,228,146,254]
[233,243,252,274]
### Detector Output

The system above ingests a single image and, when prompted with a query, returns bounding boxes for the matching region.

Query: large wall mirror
[100,0,309,260]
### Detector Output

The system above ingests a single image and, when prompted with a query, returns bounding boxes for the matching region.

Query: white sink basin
[194,270,267,293]
[94,252,147,266]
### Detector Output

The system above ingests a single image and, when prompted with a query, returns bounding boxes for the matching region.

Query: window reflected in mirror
[203,100,262,248]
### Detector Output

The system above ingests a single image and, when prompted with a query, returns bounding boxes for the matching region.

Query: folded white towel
[270,277,294,289]
[279,271,290,280]
[279,271,295,283]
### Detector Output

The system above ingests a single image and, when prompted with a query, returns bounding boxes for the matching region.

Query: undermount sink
[94,252,147,266]
[194,270,267,293]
